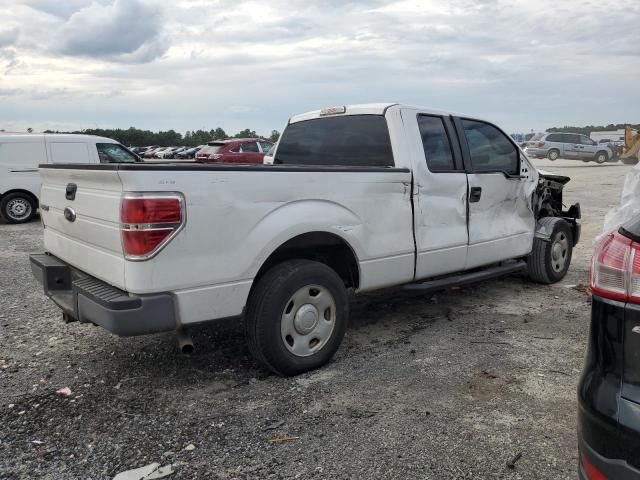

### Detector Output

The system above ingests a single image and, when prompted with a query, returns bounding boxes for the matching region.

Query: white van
[0,134,139,223]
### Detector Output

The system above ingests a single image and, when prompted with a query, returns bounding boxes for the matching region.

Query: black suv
[579,217,640,479]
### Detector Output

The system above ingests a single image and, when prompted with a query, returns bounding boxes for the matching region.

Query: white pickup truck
[30,104,580,375]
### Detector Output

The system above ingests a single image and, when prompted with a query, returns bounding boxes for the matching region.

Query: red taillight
[580,453,608,480]
[591,231,640,303]
[536,142,546,148]
[121,197,181,224]
[120,194,184,260]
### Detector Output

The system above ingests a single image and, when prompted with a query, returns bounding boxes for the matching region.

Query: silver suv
[524,132,613,163]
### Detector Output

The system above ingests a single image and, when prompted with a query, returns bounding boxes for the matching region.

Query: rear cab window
[96,143,139,163]
[275,115,394,167]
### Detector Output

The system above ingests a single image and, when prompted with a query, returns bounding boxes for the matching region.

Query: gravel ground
[0,158,632,479]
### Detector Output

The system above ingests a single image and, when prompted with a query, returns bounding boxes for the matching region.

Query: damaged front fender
[534,170,581,245]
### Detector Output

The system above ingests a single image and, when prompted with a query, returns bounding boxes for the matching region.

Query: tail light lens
[120,194,184,260]
[591,231,640,303]
[580,453,608,480]
[536,142,546,148]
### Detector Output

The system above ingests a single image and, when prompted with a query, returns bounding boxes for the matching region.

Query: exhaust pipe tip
[176,329,194,355]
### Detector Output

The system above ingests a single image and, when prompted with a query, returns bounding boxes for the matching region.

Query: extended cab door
[403,110,469,279]
[454,117,536,269]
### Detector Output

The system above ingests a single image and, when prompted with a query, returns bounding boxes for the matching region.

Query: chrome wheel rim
[6,198,32,221]
[549,151,558,160]
[551,232,569,273]
[280,284,336,357]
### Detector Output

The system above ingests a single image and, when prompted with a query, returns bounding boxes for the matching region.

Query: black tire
[594,151,608,164]
[244,259,349,376]
[547,149,560,161]
[622,156,639,165]
[528,217,573,284]
[0,192,37,224]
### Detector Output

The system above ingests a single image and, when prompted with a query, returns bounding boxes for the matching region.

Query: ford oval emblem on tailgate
[64,207,76,222]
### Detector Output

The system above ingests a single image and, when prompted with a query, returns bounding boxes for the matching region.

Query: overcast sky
[0,0,637,135]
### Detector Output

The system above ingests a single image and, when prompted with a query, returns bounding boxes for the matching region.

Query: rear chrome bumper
[30,253,177,336]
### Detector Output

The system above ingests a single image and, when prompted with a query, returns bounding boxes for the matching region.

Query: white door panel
[459,118,537,269]
[401,109,468,279]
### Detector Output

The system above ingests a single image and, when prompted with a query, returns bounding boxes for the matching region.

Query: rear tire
[547,149,559,161]
[244,260,349,376]
[528,217,573,284]
[0,192,36,224]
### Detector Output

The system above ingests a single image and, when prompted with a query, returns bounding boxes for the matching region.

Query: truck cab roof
[289,103,466,124]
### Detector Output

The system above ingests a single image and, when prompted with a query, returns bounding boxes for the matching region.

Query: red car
[195,138,273,164]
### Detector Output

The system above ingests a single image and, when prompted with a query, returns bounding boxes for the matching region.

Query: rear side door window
[417,115,456,172]
[460,119,518,175]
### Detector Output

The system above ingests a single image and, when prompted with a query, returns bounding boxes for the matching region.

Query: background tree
[269,130,280,142]
[234,128,257,138]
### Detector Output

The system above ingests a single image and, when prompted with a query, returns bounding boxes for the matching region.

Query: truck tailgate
[39,167,126,289]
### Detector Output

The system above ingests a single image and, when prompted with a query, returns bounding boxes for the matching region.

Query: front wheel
[244,260,349,376]
[0,192,37,224]
[527,217,573,284]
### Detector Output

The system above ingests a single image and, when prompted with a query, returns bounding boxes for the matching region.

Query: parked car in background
[195,138,273,164]
[131,146,150,156]
[156,147,184,159]
[524,132,613,163]
[0,133,138,223]
[579,217,640,479]
[143,147,164,158]
[176,146,204,159]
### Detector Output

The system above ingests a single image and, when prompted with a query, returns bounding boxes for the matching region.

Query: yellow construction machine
[621,127,640,165]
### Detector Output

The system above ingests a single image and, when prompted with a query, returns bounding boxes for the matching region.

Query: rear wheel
[244,260,349,376]
[0,192,36,224]
[547,149,560,161]
[528,217,573,284]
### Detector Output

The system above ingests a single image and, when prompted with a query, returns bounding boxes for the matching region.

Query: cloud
[0,27,19,47]
[0,0,638,134]
[55,0,167,63]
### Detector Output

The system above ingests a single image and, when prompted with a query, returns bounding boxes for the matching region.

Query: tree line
[40,127,281,147]
[546,123,640,135]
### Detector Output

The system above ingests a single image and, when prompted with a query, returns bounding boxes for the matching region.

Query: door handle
[469,186,482,203]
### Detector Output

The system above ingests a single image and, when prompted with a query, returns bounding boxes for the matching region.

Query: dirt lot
[0,159,633,479]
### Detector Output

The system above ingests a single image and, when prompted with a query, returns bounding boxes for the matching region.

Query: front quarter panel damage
[534,171,581,245]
